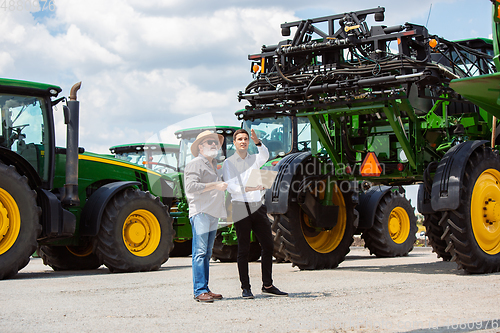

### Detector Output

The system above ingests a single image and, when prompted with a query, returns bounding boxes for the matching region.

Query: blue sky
[0,0,495,154]
[295,1,492,42]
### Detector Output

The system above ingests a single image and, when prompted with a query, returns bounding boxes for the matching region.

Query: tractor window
[297,118,311,152]
[450,51,480,77]
[149,150,178,173]
[243,117,292,159]
[178,137,196,172]
[115,151,146,165]
[225,138,236,159]
[178,134,234,172]
[115,146,179,174]
[0,94,48,179]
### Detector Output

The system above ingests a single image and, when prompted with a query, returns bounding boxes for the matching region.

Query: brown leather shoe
[208,291,223,300]
[194,293,214,303]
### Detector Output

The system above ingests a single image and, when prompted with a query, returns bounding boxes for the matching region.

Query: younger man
[222,128,288,299]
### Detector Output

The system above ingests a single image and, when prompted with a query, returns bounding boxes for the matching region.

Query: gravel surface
[1,247,499,333]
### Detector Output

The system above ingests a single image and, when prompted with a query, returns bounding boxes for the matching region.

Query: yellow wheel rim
[388,206,410,244]
[301,182,346,253]
[471,168,500,255]
[122,209,161,257]
[67,244,94,257]
[0,188,21,255]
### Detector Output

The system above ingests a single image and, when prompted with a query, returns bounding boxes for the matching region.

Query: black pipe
[383,25,404,34]
[357,75,396,87]
[307,83,339,94]
[261,44,278,52]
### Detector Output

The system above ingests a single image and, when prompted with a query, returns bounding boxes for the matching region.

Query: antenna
[425,3,433,27]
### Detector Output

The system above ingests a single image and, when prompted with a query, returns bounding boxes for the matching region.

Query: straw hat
[191,130,224,157]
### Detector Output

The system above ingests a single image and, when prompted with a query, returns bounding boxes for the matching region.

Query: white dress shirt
[222,144,269,203]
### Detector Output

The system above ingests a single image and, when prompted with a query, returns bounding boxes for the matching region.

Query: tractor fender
[357,185,393,231]
[0,146,42,190]
[80,181,141,236]
[431,140,488,212]
[417,183,434,214]
[265,151,312,215]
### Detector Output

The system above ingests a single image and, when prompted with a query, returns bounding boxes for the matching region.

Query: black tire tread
[211,230,237,262]
[169,239,192,257]
[362,191,418,257]
[276,195,355,270]
[442,147,500,273]
[269,214,289,262]
[211,230,262,262]
[423,213,452,261]
[94,188,174,273]
[0,163,41,280]
[38,244,102,271]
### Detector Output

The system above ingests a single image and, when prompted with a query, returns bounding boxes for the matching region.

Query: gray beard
[202,146,219,158]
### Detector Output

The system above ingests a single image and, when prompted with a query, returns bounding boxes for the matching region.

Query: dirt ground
[1,246,499,333]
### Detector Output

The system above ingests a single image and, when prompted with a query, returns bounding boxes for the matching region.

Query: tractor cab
[109,143,179,174]
[431,38,494,78]
[237,113,319,162]
[174,126,240,173]
[0,78,62,189]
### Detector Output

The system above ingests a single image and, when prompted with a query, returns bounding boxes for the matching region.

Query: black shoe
[242,289,254,299]
[262,285,288,297]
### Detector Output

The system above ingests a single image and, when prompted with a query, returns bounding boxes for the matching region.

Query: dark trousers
[232,202,273,290]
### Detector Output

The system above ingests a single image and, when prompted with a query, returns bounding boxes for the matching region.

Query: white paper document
[245,169,278,189]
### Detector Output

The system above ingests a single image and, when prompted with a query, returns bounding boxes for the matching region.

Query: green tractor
[0,78,174,279]
[240,112,427,261]
[108,142,192,256]
[238,6,500,273]
[110,142,179,174]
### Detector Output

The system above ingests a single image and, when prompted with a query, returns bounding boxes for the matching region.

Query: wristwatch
[255,141,262,147]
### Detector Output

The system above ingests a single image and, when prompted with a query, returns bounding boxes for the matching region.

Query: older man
[184,130,227,303]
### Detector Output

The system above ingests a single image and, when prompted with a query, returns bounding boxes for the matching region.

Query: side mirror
[281,27,291,36]
[375,12,384,22]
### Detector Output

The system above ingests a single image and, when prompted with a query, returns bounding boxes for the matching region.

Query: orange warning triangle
[360,152,382,177]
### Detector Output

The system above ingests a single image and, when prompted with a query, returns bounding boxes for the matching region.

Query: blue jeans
[190,213,218,297]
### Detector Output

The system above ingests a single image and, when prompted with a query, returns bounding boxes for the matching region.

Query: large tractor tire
[442,147,500,273]
[0,163,41,280]
[211,230,261,262]
[277,184,356,270]
[423,213,452,261]
[38,243,102,271]
[169,239,192,257]
[362,191,418,257]
[212,230,237,262]
[94,188,174,273]
[269,214,289,263]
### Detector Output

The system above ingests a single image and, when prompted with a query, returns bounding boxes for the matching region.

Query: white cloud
[0,0,493,154]
[0,52,14,73]
[148,112,219,145]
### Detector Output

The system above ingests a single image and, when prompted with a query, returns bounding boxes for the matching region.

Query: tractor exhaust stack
[61,81,81,206]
